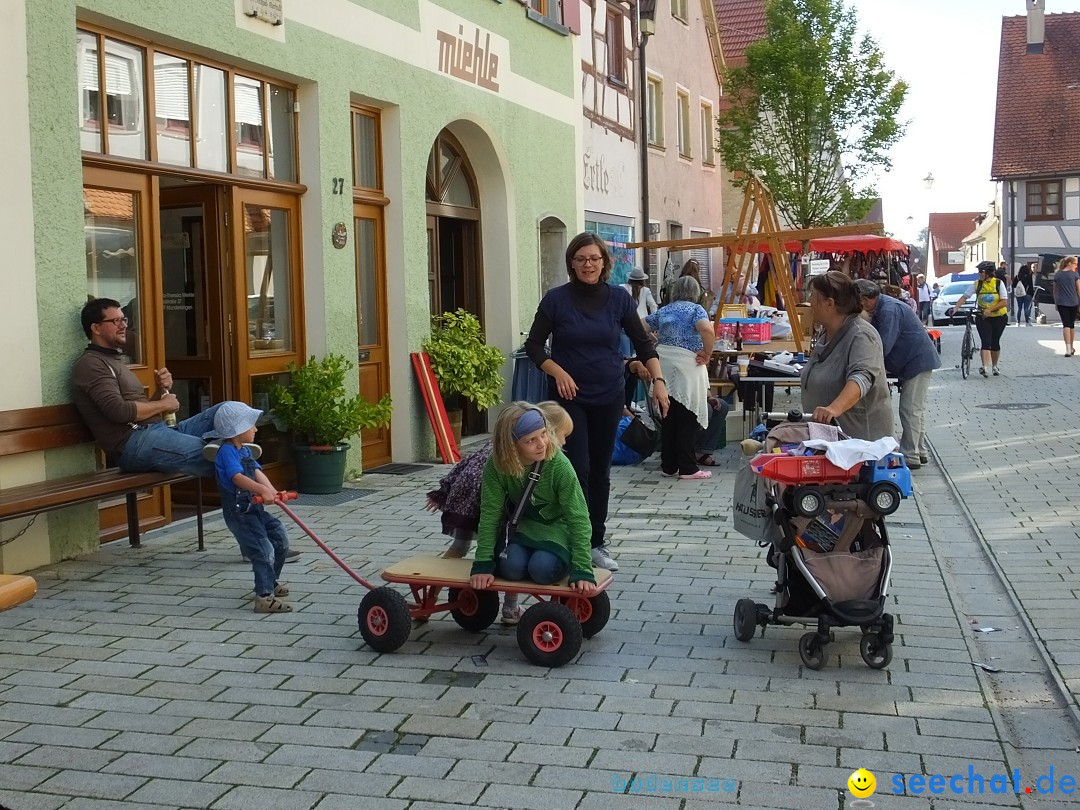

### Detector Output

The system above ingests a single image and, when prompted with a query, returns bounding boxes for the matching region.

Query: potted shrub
[269,353,392,494]
[422,309,507,439]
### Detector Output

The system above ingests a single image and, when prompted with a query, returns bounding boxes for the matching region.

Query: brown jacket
[71,347,159,458]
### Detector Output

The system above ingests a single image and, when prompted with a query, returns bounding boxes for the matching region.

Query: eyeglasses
[99,317,129,327]
[572,256,604,266]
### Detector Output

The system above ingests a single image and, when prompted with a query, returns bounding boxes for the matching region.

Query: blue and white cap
[203,401,261,440]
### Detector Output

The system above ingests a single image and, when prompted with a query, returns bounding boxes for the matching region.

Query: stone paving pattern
[1,319,1079,809]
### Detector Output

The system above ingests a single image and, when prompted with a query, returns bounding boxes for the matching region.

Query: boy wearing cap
[208,402,293,613]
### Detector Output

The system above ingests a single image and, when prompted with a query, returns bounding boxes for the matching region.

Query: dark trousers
[557,392,624,548]
[661,398,702,476]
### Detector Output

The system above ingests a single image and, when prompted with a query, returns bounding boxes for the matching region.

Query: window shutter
[563,0,581,33]
[690,232,712,292]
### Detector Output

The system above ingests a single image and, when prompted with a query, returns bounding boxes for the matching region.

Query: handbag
[494,460,544,558]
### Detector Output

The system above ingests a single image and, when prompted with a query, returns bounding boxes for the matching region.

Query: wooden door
[82,166,171,539]
[159,184,228,418]
[355,205,391,467]
[230,186,305,486]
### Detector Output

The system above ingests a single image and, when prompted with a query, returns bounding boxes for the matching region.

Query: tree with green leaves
[716,0,907,229]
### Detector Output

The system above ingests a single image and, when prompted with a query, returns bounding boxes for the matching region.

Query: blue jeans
[497,543,569,585]
[118,403,224,478]
[220,486,290,596]
[1016,295,1033,323]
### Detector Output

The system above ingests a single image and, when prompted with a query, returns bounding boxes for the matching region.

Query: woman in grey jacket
[800,272,893,441]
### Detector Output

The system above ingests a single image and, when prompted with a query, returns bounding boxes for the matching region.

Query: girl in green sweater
[469,402,597,596]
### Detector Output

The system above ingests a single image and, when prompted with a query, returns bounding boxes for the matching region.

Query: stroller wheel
[792,486,825,518]
[798,632,826,670]
[860,634,892,669]
[733,598,758,642]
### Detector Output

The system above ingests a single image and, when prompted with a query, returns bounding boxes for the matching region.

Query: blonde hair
[491,401,559,477]
[1063,256,1078,270]
[536,401,573,440]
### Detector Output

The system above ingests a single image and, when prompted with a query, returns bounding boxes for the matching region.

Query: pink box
[741,319,772,344]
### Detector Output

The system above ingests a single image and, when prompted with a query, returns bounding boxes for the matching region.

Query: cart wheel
[517,601,582,668]
[798,632,826,671]
[867,482,901,516]
[792,486,825,518]
[733,598,758,642]
[860,634,892,670]
[860,623,875,636]
[358,587,412,653]
[448,587,500,632]
[558,591,611,639]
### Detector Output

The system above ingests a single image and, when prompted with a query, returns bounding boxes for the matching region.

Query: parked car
[931,281,976,325]
[1032,254,1064,306]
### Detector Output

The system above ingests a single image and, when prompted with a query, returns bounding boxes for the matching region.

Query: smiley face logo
[848,768,876,798]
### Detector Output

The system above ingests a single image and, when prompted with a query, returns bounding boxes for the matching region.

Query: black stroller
[732,413,896,670]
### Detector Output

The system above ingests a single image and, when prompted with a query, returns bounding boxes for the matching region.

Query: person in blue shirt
[206,402,292,613]
[854,280,941,469]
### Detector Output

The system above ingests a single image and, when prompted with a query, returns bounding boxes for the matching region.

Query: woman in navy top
[525,233,668,571]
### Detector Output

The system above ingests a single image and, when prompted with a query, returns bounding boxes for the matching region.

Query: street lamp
[638,6,656,256]
[923,172,935,190]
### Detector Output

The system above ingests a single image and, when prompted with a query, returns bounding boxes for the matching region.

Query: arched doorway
[426,129,485,435]
[539,216,567,294]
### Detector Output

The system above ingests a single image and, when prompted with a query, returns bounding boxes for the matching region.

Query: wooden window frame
[76,22,300,187]
[676,88,691,159]
[700,100,715,166]
[351,105,388,204]
[646,74,664,149]
[1026,180,1062,222]
[605,9,626,87]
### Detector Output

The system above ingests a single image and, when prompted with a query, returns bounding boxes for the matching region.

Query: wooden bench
[0,573,37,611]
[0,405,205,551]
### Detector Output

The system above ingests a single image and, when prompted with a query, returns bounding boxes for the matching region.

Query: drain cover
[976,402,1050,410]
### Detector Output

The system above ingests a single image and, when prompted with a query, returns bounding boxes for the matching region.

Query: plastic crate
[742,318,772,344]
[715,318,740,340]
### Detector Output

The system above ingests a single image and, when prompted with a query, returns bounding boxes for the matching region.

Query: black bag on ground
[620,416,657,459]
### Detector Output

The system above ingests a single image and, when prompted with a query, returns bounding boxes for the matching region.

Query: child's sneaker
[501,605,524,626]
[254,595,292,613]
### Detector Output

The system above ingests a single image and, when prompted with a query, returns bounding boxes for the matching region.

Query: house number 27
[331,177,346,195]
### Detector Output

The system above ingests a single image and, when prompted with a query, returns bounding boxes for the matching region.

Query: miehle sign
[436,24,501,92]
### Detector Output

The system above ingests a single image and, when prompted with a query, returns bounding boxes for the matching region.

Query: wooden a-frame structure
[628,176,885,353]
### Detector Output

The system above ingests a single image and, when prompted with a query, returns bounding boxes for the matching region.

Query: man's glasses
[572,256,603,266]
[99,317,129,326]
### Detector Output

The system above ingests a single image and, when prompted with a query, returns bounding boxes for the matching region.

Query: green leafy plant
[422,309,506,411]
[269,353,392,446]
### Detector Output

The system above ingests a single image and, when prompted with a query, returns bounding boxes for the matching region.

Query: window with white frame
[646,75,664,147]
[676,89,691,158]
[700,101,715,165]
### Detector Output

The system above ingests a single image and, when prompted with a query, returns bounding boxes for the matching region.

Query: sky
[848,0,1054,243]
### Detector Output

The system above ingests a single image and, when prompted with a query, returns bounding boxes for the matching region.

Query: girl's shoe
[254,595,292,613]
[979,367,988,377]
[992,365,1000,376]
[679,470,713,480]
[501,605,524,626]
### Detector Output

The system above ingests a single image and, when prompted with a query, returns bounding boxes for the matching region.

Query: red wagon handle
[255,492,380,590]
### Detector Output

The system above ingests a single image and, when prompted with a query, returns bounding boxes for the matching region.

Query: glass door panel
[244,204,294,355]
[84,186,145,366]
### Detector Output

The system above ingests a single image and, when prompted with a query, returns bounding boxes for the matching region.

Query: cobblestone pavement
[2,332,1080,809]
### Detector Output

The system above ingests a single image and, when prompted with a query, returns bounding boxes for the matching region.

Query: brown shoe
[273,582,290,597]
[254,595,292,613]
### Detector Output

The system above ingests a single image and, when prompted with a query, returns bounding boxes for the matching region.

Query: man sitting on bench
[71,298,300,559]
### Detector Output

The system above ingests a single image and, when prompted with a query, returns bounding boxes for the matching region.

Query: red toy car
[751,451,911,517]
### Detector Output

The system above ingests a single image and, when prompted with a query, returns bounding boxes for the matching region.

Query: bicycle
[949,306,978,379]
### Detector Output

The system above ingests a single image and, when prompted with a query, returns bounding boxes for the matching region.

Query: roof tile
[992,13,1080,178]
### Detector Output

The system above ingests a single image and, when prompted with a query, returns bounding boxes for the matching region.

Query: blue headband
[512,408,546,440]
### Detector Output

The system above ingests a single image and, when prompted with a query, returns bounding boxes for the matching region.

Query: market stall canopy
[736,234,909,255]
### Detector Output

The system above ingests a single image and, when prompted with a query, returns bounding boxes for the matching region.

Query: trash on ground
[972,661,1002,672]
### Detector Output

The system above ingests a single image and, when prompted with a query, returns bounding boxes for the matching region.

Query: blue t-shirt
[214,443,260,493]
[644,301,709,352]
